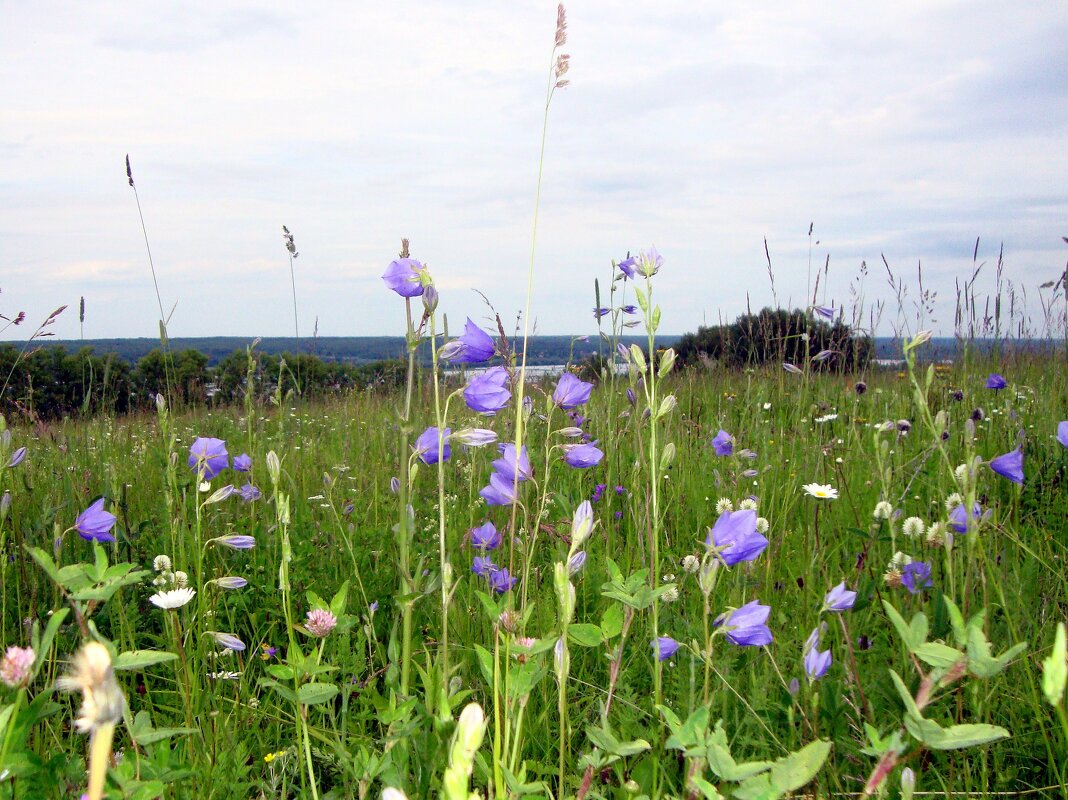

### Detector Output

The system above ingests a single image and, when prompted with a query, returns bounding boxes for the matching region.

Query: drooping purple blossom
[593,307,611,320]
[232,453,252,472]
[705,509,768,566]
[591,483,607,503]
[443,317,495,363]
[470,522,501,551]
[492,444,532,483]
[717,600,773,646]
[74,498,117,543]
[209,631,246,652]
[1058,421,1068,450]
[212,535,256,550]
[822,581,857,612]
[617,256,638,280]
[6,447,26,468]
[463,367,511,415]
[414,427,451,465]
[948,502,984,534]
[652,636,680,661]
[901,561,933,594]
[479,473,517,506]
[803,627,832,680]
[990,447,1024,485]
[188,437,229,480]
[238,483,261,502]
[553,372,594,410]
[813,305,836,321]
[563,443,604,469]
[488,567,517,594]
[472,556,496,578]
[711,429,734,457]
[985,373,1007,390]
[381,258,425,298]
[621,305,637,314]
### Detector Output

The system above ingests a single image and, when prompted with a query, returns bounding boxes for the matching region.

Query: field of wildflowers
[1,251,1067,798]
[3,6,1068,799]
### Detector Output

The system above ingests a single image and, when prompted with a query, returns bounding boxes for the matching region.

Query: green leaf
[260,679,297,704]
[913,642,964,669]
[888,670,922,719]
[297,682,339,705]
[942,596,968,647]
[113,650,177,671]
[31,607,69,664]
[474,644,494,687]
[691,776,724,799]
[567,624,603,648]
[768,740,832,794]
[600,603,624,640]
[329,580,349,617]
[1042,622,1067,706]
[882,600,925,650]
[26,546,61,583]
[265,664,295,681]
[904,713,1010,750]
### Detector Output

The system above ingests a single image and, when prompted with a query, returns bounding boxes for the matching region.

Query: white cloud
[1,0,1065,340]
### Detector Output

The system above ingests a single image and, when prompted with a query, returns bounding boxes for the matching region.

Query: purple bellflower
[488,567,517,594]
[1058,421,1068,450]
[74,498,117,543]
[717,600,773,646]
[553,372,594,410]
[492,444,532,483]
[948,502,984,534]
[238,483,261,502]
[464,367,511,415]
[822,581,857,612]
[705,509,768,566]
[901,561,933,594]
[472,556,495,578]
[622,304,638,314]
[443,318,495,363]
[652,636,680,661]
[7,447,26,468]
[480,473,517,506]
[593,307,611,320]
[563,442,604,469]
[188,437,229,480]
[804,627,832,680]
[381,258,425,298]
[617,256,638,280]
[232,453,252,472]
[470,522,501,551]
[711,429,734,456]
[985,373,1007,390]
[414,427,451,465]
[636,247,662,278]
[990,447,1024,485]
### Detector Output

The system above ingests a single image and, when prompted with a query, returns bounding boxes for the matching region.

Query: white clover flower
[944,492,963,512]
[953,464,969,486]
[926,522,947,547]
[149,588,196,610]
[738,498,758,511]
[681,555,700,574]
[661,586,680,603]
[715,498,734,514]
[756,516,770,534]
[888,551,913,570]
[153,555,172,572]
[873,501,894,521]
[902,517,925,538]
[173,571,189,588]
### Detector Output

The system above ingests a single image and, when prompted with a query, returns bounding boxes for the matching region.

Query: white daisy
[802,483,838,500]
[149,587,195,610]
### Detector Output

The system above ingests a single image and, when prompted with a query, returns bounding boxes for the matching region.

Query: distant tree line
[673,308,872,371]
[0,345,406,420]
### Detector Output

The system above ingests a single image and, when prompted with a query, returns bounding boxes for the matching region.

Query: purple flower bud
[212,535,256,550]
[652,636,680,661]
[6,447,26,468]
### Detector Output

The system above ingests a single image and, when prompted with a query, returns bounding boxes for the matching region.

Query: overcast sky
[3,1,1066,342]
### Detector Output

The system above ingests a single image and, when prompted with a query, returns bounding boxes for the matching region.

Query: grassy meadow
[0,318,1066,798]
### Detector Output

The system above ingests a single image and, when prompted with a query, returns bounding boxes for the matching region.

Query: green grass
[0,347,1065,799]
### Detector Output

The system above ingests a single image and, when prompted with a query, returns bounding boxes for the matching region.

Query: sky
[2,1,1066,342]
